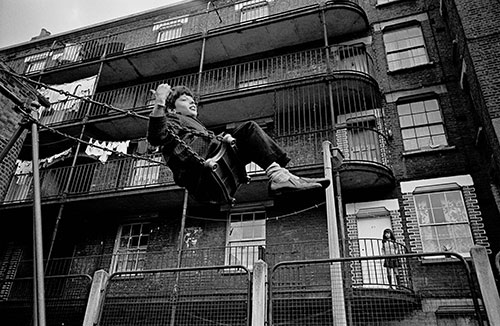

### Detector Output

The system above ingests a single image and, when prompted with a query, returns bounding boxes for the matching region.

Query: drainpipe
[322,140,346,326]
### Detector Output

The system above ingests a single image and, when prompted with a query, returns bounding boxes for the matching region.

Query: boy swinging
[147,84,329,203]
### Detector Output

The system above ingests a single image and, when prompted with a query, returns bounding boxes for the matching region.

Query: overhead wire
[0,67,168,166]
[2,66,329,219]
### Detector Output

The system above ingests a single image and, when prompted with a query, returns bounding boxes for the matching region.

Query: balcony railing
[7,239,407,280]
[3,153,172,203]
[3,124,389,205]
[4,0,362,75]
[34,44,373,125]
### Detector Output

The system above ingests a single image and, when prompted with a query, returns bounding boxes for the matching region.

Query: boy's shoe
[269,177,322,196]
[300,177,330,188]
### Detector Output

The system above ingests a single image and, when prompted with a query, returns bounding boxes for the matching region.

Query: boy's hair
[166,85,196,111]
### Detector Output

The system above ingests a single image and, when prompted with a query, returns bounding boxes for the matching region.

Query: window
[111,223,151,274]
[414,190,474,256]
[153,16,187,43]
[383,25,429,71]
[397,98,447,151]
[238,0,269,22]
[226,211,266,270]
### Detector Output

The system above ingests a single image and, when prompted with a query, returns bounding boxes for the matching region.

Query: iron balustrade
[8,239,409,279]
[3,153,172,203]
[0,274,92,326]
[4,0,362,75]
[30,44,373,124]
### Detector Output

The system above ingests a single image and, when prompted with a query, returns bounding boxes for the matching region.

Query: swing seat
[191,134,250,205]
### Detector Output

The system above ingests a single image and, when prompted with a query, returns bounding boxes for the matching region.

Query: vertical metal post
[31,102,47,326]
[46,123,87,265]
[170,189,189,326]
[322,141,346,326]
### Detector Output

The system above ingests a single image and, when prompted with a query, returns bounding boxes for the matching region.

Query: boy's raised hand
[151,84,171,106]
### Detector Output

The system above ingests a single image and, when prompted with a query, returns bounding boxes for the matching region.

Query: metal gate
[269,252,487,326]
[99,265,251,326]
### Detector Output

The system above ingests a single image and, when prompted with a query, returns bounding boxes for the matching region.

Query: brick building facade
[0,1,498,325]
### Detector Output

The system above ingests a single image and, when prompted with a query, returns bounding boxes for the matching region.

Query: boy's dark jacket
[147,113,220,195]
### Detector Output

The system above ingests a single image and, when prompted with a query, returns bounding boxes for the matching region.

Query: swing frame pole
[30,101,47,326]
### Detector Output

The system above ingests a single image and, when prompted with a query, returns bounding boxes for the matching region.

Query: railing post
[83,269,109,326]
[470,246,500,326]
[252,259,268,326]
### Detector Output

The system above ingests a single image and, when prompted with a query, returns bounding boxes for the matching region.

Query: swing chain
[163,122,226,167]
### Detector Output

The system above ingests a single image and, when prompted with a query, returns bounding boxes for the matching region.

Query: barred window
[383,25,429,71]
[414,190,474,256]
[226,211,266,270]
[397,98,447,151]
[111,223,151,274]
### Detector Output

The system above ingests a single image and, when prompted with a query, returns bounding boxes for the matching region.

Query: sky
[0,0,186,49]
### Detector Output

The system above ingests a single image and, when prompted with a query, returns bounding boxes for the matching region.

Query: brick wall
[0,63,32,201]
[402,185,490,254]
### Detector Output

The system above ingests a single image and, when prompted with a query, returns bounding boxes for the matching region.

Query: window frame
[413,187,474,257]
[397,96,448,152]
[383,24,429,71]
[225,210,266,271]
[110,222,151,275]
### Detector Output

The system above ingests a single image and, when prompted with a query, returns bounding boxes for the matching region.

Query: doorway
[357,214,391,287]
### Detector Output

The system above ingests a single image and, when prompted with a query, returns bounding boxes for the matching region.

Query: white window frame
[111,222,151,274]
[383,25,429,71]
[413,186,474,257]
[225,211,266,271]
[237,0,270,22]
[397,98,448,151]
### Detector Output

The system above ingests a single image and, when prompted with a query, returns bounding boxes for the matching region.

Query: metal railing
[0,274,92,326]
[8,239,407,281]
[99,265,251,326]
[31,44,373,125]
[270,252,486,326]
[3,153,172,203]
[3,119,389,205]
[4,0,362,75]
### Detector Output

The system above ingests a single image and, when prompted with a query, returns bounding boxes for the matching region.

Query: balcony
[19,44,380,159]
[3,116,392,209]
[3,0,368,86]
